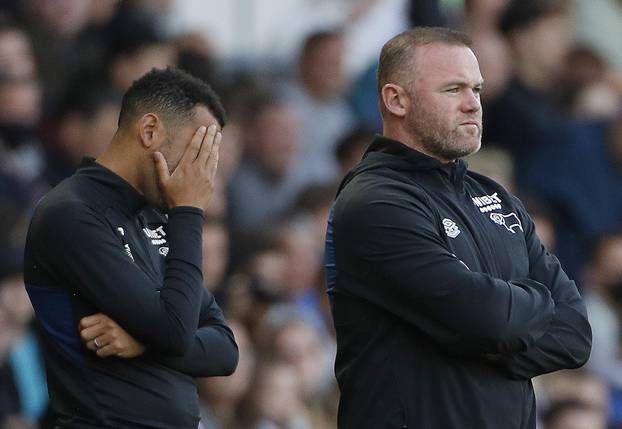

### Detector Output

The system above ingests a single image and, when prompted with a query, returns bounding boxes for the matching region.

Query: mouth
[460,121,480,127]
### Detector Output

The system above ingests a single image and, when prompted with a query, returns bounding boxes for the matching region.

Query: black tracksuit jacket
[24,158,238,429]
[324,136,592,429]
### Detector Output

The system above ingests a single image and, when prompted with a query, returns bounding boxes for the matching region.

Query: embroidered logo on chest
[490,212,523,234]
[442,218,461,238]
[143,226,167,245]
[471,192,502,213]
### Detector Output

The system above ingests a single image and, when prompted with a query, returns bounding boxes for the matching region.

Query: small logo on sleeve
[490,212,523,234]
[443,218,461,238]
[117,227,135,262]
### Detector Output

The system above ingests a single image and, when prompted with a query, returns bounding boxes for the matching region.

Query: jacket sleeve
[153,287,239,377]
[493,199,592,379]
[334,185,555,356]
[31,201,205,356]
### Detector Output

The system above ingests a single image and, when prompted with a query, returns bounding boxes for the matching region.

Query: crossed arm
[79,287,238,377]
[334,186,591,371]
[489,198,592,379]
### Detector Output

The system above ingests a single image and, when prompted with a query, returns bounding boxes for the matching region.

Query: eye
[446,87,460,93]
[473,86,483,94]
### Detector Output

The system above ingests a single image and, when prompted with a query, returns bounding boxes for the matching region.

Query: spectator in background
[0,17,36,80]
[522,199,557,252]
[258,308,336,428]
[0,21,47,202]
[44,75,121,185]
[541,399,606,429]
[334,127,374,177]
[485,0,574,163]
[17,0,94,111]
[228,93,304,231]
[224,235,289,331]
[289,182,337,249]
[559,47,621,121]
[0,264,48,428]
[582,233,622,390]
[462,0,511,100]
[283,29,355,186]
[202,217,230,294]
[465,146,515,193]
[535,370,609,422]
[106,10,176,91]
[241,362,314,429]
[276,217,322,304]
[572,0,622,71]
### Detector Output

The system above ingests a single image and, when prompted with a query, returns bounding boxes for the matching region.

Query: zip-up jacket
[24,158,238,429]
[324,136,592,429]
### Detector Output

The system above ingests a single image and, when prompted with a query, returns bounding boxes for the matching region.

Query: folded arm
[492,199,592,379]
[33,202,205,355]
[334,185,555,356]
[153,287,238,376]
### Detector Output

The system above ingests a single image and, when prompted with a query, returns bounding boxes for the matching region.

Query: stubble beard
[408,106,482,162]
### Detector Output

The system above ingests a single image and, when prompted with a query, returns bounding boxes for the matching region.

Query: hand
[153,124,222,211]
[79,313,146,358]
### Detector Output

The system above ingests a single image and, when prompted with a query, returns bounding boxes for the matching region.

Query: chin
[467,140,482,156]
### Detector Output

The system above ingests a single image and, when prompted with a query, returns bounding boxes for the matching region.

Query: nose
[461,88,481,113]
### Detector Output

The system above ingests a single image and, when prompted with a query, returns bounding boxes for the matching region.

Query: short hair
[499,0,570,36]
[376,26,472,95]
[118,67,226,130]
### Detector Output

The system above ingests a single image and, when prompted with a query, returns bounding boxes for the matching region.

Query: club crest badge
[490,212,523,234]
[443,218,461,239]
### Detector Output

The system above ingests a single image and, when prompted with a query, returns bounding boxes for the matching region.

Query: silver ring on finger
[94,338,101,348]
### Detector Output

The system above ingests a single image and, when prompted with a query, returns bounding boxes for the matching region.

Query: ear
[138,113,161,149]
[381,83,409,118]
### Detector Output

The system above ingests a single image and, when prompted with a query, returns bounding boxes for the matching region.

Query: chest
[430,189,529,280]
[102,207,169,285]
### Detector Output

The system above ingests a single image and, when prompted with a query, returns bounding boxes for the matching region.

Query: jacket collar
[75,157,146,215]
[363,135,468,180]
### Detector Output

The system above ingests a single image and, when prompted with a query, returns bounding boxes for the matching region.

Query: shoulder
[30,179,105,241]
[335,168,435,229]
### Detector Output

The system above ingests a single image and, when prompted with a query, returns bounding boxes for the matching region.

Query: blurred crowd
[0,0,621,428]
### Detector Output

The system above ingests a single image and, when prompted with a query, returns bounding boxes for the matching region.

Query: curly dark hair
[118,66,226,130]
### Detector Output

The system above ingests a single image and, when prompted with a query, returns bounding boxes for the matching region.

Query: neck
[382,123,453,163]
[96,132,145,194]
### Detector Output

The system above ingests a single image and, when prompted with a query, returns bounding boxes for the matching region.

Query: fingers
[95,343,117,358]
[80,323,108,342]
[153,151,171,185]
[85,331,114,353]
[206,129,222,177]
[196,124,218,166]
[79,313,105,330]
[180,125,207,165]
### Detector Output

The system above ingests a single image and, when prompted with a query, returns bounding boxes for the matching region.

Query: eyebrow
[444,80,485,88]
